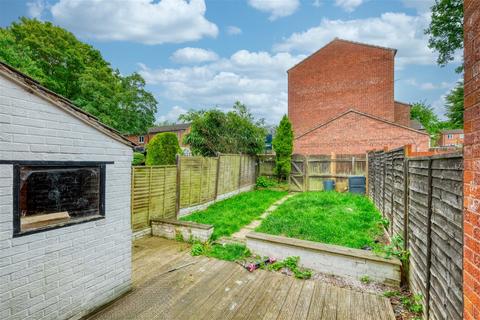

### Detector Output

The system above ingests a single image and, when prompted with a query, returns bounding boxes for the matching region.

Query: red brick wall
[294,111,429,154]
[439,133,464,146]
[464,1,480,319]
[288,39,395,136]
[394,101,411,127]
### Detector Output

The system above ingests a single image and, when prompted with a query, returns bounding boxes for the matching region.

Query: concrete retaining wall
[246,232,401,286]
[151,219,213,243]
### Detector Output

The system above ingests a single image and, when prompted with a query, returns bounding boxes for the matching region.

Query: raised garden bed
[180,189,287,240]
[255,191,387,252]
[151,218,213,243]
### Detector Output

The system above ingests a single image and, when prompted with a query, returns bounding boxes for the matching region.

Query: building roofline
[294,108,430,140]
[287,38,397,73]
[394,100,411,107]
[0,61,135,148]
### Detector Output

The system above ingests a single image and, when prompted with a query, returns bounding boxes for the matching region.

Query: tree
[424,0,463,71]
[410,102,440,134]
[180,102,266,156]
[272,115,293,181]
[0,18,157,134]
[445,81,464,128]
[132,152,145,166]
[145,132,182,166]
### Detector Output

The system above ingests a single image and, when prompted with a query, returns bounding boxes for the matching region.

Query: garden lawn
[181,190,287,240]
[256,191,385,251]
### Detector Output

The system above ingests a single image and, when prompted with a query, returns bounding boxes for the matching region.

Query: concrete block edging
[246,231,401,286]
[151,218,214,243]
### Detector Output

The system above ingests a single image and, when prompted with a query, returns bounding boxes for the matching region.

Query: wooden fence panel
[131,165,177,231]
[179,157,217,209]
[429,156,463,320]
[217,154,241,196]
[368,150,463,320]
[258,154,275,177]
[239,155,257,187]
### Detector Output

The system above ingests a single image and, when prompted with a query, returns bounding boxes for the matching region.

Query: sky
[0,0,462,125]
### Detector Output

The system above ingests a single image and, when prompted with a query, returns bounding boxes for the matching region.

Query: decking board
[87,237,396,320]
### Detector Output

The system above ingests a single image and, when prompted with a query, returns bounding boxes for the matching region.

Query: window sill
[13,215,105,238]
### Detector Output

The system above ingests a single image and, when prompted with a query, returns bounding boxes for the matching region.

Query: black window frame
[5,161,112,237]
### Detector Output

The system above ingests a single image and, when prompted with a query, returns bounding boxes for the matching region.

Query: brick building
[463,1,480,319]
[438,129,464,147]
[126,123,190,147]
[288,38,430,154]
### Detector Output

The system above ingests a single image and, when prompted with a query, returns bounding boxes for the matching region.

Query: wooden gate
[289,155,306,192]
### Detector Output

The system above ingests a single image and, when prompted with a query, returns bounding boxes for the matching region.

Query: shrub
[273,115,293,181]
[132,152,145,166]
[256,176,277,188]
[145,132,181,165]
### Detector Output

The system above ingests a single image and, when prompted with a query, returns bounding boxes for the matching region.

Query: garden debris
[237,257,276,272]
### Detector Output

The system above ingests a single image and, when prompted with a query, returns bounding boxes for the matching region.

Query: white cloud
[157,106,188,123]
[139,50,304,123]
[274,12,436,68]
[27,0,48,19]
[406,79,453,90]
[49,0,218,44]
[335,0,363,12]
[226,26,242,35]
[171,47,219,64]
[312,0,321,7]
[248,0,300,21]
[402,0,435,13]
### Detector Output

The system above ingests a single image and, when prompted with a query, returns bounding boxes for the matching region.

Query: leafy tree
[145,132,182,166]
[180,102,266,156]
[445,81,464,128]
[410,102,440,135]
[0,18,157,134]
[424,0,463,71]
[273,115,293,181]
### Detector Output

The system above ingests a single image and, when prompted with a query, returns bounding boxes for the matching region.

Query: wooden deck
[87,237,395,320]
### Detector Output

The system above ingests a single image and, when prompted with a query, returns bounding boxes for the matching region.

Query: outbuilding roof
[441,129,464,134]
[0,61,135,148]
[148,123,190,134]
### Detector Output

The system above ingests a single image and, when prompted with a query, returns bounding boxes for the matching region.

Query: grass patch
[255,191,385,251]
[191,242,251,261]
[181,190,287,240]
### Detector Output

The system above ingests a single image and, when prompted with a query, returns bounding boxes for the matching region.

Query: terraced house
[288,38,430,155]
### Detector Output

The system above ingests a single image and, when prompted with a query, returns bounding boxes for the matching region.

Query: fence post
[148,166,153,224]
[175,155,181,218]
[403,150,409,250]
[238,154,242,191]
[425,157,434,320]
[214,153,221,200]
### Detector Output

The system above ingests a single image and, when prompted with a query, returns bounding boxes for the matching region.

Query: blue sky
[0,0,462,124]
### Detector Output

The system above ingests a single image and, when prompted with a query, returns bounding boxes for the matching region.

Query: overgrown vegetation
[0,18,156,134]
[266,256,312,279]
[272,115,293,181]
[132,152,145,166]
[255,176,289,191]
[256,192,385,251]
[191,241,251,261]
[384,290,423,319]
[180,102,266,156]
[145,132,181,166]
[181,190,287,240]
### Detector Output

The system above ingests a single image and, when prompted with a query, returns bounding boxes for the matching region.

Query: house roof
[394,100,411,107]
[288,38,397,73]
[441,129,464,134]
[409,119,425,131]
[148,123,190,134]
[0,61,135,148]
[295,109,429,140]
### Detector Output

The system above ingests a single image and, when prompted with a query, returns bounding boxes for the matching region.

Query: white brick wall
[0,74,133,319]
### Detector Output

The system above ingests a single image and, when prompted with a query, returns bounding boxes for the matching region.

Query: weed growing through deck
[383,290,423,319]
[256,191,385,251]
[266,256,312,279]
[359,275,371,284]
[181,190,287,240]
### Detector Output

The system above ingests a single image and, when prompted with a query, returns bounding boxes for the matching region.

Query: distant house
[288,38,430,154]
[438,129,464,147]
[126,123,191,147]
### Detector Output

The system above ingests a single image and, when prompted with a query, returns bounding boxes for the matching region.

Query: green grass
[256,191,385,251]
[191,242,251,261]
[181,190,287,240]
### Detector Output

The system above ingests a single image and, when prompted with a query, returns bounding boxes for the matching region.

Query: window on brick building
[13,162,106,236]
[447,134,453,139]
[460,134,464,139]
[139,135,144,143]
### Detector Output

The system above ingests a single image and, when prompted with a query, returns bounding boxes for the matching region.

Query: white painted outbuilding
[0,62,134,319]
